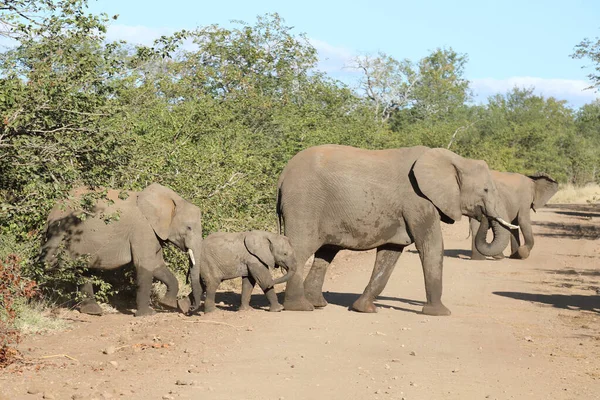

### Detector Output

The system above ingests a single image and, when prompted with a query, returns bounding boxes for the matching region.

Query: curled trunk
[272,260,297,286]
[474,217,511,257]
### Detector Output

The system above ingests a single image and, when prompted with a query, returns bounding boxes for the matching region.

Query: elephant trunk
[272,259,297,286]
[474,217,511,257]
[182,241,204,313]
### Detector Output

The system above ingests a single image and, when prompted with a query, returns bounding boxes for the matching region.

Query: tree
[0,0,132,240]
[349,52,417,123]
[572,33,600,90]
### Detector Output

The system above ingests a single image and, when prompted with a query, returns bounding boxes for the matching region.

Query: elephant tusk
[495,217,519,230]
[187,248,196,266]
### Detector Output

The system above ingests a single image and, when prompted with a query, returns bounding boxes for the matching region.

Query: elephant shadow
[212,290,275,312]
[323,291,425,314]
[212,291,426,314]
[493,291,600,314]
[407,248,472,259]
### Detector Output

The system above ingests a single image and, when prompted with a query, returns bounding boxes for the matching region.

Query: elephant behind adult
[40,183,203,317]
[470,171,558,260]
[276,144,518,316]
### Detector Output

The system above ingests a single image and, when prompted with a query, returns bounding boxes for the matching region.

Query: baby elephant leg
[247,262,283,312]
[239,276,256,311]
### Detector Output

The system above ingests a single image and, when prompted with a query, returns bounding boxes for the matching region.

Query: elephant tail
[276,185,284,235]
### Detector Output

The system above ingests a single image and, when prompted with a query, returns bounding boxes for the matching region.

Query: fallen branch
[40,354,79,362]
[182,320,245,328]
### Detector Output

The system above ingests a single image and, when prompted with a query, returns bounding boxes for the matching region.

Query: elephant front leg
[352,244,403,313]
[264,287,284,312]
[239,276,256,311]
[135,268,156,317]
[304,247,339,308]
[511,214,533,259]
[78,279,103,316]
[153,265,179,309]
[416,226,451,316]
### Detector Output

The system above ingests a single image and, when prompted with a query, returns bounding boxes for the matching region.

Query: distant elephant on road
[179,231,297,314]
[40,183,203,317]
[276,144,518,316]
[470,171,558,260]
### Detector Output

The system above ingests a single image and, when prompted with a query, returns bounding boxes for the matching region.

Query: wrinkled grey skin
[40,183,203,317]
[276,144,513,316]
[181,231,297,314]
[470,171,558,260]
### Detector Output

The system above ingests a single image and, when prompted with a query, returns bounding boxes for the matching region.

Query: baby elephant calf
[181,231,297,313]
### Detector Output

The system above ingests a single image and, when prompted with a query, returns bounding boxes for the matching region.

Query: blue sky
[88,0,600,107]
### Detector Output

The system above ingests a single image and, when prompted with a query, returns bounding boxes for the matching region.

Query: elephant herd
[40,144,558,317]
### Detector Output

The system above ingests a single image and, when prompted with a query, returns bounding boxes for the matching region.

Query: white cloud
[471,77,598,107]
[309,38,357,75]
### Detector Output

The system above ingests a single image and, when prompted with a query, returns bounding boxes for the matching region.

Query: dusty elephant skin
[39,183,203,317]
[470,171,558,260]
[181,230,297,314]
[277,144,516,316]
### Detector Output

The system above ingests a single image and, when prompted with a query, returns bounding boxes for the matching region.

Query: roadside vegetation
[1,1,599,365]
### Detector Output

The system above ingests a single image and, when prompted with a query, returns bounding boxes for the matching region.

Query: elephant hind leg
[153,265,179,309]
[239,276,256,311]
[304,246,339,308]
[282,241,320,312]
[353,244,403,313]
[78,279,103,316]
[134,268,156,317]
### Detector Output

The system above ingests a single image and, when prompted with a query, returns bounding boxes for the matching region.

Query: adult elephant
[470,171,558,260]
[276,144,518,316]
[40,183,203,317]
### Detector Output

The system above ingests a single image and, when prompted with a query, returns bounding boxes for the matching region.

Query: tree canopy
[0,1,598,286]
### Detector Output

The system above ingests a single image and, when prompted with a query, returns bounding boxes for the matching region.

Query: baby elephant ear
[528,173,558,210]
[244,232,275,269]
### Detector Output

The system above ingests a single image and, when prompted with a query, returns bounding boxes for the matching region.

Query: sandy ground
[1,204,599,400]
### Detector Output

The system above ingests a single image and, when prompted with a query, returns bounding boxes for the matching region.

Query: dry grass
[548,183,600,205]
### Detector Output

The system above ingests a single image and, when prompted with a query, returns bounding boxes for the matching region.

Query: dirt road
[1,205,599,400]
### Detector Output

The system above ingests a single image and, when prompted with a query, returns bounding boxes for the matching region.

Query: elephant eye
[187,226,192,231]
[483,188,489,193]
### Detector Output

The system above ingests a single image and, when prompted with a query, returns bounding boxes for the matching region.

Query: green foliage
[572,33,600,90]
[0,3,599,329]
[0,254,38,367]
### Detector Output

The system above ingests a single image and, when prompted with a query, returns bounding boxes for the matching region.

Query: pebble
[409,351,416,356]
[162,395,174,400]
[109,361,118,368]
[175,379,193,386]
[72,395,84,400]
[246,327,254,332]
[43,393,56,399]
[103,346,116,355]
[27,388,41,395]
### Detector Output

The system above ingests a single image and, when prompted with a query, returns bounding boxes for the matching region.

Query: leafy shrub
[0,254,38,367]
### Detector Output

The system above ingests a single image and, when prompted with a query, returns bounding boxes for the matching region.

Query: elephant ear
[137,183,176,240]
[412,148,463,222]
[244,232,275,269]
[528,172,558,210]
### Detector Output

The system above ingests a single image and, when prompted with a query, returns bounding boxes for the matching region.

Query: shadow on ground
[533,221,600,240]
[407,248,474,259]
[494,291,600,313]
[323,291,425,314]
